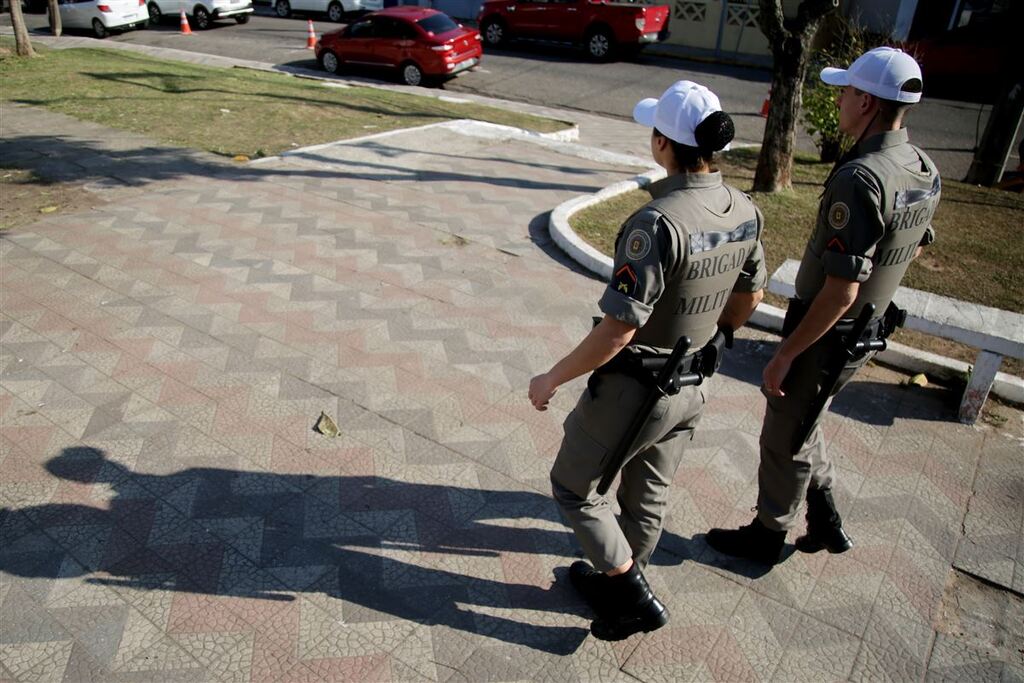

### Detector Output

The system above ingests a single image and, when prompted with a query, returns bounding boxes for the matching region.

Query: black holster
[781,298,809,338]
[786,300,907,454]
[695,325,733,378]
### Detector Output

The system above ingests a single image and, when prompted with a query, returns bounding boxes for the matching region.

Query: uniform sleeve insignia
[828,202,850,230]
[613,264,638,296]
[624,229,652,261]
[826,236,846,253]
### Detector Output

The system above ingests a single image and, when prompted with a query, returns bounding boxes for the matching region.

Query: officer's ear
[651,130,670,153]
[859,90,879,117]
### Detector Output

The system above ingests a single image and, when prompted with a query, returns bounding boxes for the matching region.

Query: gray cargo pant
[550,371,706,573]
[757,339,872,531]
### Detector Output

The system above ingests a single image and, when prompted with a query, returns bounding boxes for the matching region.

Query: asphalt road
[11,6,1008,180]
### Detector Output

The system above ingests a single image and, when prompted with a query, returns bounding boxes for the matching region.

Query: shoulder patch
[827,202,850,230]
[624,229,652,261]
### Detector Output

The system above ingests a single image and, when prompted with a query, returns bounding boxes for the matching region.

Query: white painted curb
[549,179,1024,406]
[549,168,666,281]
[251,119,653,169]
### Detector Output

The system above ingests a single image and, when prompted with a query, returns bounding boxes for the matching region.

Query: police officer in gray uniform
[529,81,768,640]
[708,47,941,564]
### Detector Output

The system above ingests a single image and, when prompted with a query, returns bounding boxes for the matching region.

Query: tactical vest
[632,184,760,352]
[796,140,941,317]
[849,149,940,313]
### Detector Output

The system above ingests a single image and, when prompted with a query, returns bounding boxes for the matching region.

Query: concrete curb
[247,119,666,171]
[548,168,665,280]
[549,177,1024,406]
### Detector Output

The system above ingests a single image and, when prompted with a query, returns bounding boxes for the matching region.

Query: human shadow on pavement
[0,447,589,655]
[649,529,779,579]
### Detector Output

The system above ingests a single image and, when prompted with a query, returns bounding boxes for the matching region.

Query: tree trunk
[48,0,62,36]
[752,0,836,192]
[964,80,1024,186]
[9,0,37,57]
[753,36,814,191]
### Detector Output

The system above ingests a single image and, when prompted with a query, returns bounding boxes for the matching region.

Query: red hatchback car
[315,7,482,86]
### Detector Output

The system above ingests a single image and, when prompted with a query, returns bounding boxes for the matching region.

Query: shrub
[803,17,892,162]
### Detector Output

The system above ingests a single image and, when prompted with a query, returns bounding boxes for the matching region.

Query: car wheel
[319,49,341,74]
[192,5,210,28]
[92,18,109,38]
[147,2,161,24]
[480,18,505,47]
[327,1,343,22]
[586,26,613,60]
[234,13,249,23]
[274,0,290,17]
[400,61,423,87]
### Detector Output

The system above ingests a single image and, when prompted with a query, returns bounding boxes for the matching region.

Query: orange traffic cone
[179,8,192,35]
[759,89,771,118]
[306,19,317,49]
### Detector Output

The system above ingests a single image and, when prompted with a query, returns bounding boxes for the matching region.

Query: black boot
[569,560,612,616]
[589,563,669,641]
[795,488,854,554]
[706,517,786,564]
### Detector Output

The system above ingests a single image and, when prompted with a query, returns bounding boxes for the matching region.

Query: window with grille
[726,0,759,28]
[674,0,707,22]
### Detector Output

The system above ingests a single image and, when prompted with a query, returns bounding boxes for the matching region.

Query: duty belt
[783,298,906,346]
[591,326,733,395]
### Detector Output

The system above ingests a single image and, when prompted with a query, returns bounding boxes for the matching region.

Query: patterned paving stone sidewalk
[1,106,1022,682]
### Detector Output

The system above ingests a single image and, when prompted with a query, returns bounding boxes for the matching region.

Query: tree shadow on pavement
[0,447,589,655]
[0,133,612,195]
[74,70,458,119]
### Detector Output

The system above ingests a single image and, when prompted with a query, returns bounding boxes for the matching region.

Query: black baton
[789,303,887,454]
[596,336,703,496]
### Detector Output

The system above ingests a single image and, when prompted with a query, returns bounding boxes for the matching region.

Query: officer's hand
[528,373,558,411]
[762,352,792,397]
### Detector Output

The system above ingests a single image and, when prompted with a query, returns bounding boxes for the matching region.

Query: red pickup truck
[477,0,670,60]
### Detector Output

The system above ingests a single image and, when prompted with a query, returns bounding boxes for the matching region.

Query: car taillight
[635,16,645,30]
[138,0,145,5]
[97,4,112,10]
[431,44,454,51]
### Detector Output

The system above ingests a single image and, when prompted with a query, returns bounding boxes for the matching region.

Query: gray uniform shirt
[598,172,768,352]
[794,129,941,315]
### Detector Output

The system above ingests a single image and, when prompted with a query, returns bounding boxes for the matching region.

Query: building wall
[665,0,775,56]
[843,0,918,40]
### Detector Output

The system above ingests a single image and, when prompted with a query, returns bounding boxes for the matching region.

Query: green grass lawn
[570,148,1024,375]
[0,42,569,158]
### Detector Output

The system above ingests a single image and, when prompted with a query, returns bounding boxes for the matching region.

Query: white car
[147,0,253,29]
[56,0,149,37]
[272,0,381,24]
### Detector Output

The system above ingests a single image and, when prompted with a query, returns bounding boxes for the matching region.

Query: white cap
[632,80,729,150]
[820,46,923,103]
